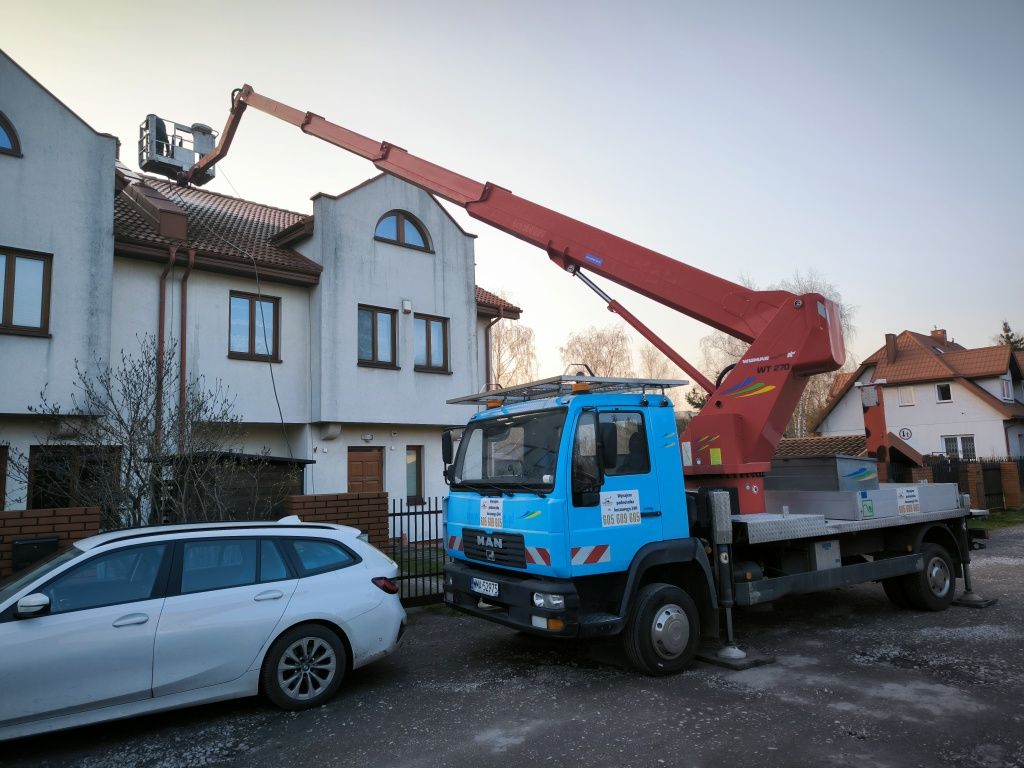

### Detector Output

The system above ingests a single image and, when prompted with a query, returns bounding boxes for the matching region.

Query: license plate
[470,577,499,598]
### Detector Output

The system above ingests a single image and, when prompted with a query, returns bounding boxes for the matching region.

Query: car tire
[903,543,957,612]
[881,576,912,608]
[261,624,347,710]
[623,583,701,676]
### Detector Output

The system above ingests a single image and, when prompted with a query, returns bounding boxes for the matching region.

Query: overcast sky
[4,1,1022,382]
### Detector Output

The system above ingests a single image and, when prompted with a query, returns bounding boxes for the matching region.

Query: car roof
[75,517,357,551]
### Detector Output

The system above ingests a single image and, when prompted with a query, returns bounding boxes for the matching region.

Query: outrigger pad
[952,593,998,609]
[697,643,775,671]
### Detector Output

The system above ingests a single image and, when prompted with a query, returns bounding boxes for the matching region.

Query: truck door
[568,409,662,575]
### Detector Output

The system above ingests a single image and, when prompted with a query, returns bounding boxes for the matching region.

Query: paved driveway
[6,527,1023,768]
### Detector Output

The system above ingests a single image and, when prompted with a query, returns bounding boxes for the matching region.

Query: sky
[3,1,1022,385]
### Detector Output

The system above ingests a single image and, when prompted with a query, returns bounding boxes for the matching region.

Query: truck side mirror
[441,430,453,465]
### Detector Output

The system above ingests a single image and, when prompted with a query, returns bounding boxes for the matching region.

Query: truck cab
[443,377,718,674]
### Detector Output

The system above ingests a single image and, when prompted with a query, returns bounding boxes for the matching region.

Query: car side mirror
[16,593,50,619]
[441,430,453,466]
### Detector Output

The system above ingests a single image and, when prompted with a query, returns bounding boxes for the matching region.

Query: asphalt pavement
[4,526,1023,768]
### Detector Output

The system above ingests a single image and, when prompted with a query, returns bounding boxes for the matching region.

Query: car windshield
[0,545,81,606]
[452,408,566,491]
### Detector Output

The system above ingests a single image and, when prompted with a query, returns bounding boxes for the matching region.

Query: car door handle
[641,510,662,518]
[254,590,284,602]
[112,613,149,628]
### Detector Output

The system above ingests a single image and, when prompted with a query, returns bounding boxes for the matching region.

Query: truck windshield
[452,408,566,492]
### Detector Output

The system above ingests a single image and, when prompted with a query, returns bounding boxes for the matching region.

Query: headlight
[531,592,565,610]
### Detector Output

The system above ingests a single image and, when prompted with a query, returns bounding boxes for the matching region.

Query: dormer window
[0,112,22,157]
[374,211,432,252]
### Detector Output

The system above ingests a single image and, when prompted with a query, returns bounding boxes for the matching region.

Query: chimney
[930,328,947,343]
[885,333,897,363]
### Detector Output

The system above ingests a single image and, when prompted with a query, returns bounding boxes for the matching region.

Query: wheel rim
[277,637,338,701]
[926,556,951,598]
[650,604,689,659]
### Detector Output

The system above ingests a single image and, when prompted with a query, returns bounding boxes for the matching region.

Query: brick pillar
[0,507,101,578]
[876,462,889,483]
[1000,462,1021,509]
[959,464,985,509]
[911,466,934,483]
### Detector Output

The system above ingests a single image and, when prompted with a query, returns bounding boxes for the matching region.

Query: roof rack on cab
[446,375,688,407]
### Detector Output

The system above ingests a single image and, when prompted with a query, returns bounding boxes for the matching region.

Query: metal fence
[387,496,446,606]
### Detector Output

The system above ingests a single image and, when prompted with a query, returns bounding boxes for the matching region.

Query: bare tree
[5,335,293,529]
[637,343,682,381]
[491,317,538,388]
[560,324,636,377]
[689,269,858,437]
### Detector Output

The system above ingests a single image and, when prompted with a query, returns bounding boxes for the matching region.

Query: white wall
[1,53,117,509]
[300,175,480,427]
[0,53,116,415]
[111,257,312,431]
[820,375,1014,458]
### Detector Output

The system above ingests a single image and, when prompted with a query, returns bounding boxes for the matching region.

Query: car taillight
[372,577,399,594]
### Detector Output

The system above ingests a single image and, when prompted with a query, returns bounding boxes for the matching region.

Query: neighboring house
[0,51,521,511]
[0,50,118,509]
[816,329,1024,460]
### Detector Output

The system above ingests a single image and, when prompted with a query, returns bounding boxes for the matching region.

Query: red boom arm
[184,86,846,512]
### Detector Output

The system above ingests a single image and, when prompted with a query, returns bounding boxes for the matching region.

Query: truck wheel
[904,544,956,612]
[881,577,912,608]
[623,583,700,676]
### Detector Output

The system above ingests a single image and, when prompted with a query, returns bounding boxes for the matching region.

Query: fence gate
[981,461,1004,509]
[932,458,961,486]
[388,497,446,606]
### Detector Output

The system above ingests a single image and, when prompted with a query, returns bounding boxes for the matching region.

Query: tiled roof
[775,435,867,458]
[814,329,1024,430]
[475,286,522,318]
[115,177,322,280]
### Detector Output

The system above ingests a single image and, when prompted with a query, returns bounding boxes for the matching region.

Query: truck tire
[881,577,912,608]
[903,543,956,612]
[623,583,700,676]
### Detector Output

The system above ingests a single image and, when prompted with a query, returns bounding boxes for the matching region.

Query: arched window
[0,112,21,157]
[374,210,432,252]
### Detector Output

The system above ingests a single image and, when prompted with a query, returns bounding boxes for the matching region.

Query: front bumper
[444,560,580,636]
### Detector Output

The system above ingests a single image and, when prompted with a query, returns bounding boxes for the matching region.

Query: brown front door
[348,447,384,493]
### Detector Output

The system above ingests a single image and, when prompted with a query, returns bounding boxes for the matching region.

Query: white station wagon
[0,518,406,740]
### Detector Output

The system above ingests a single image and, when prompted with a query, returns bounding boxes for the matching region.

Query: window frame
[406,445,424,505]
[373,210,433,253]
[33,543,172,616]
[941,434,977,461]
[0,444,7,510]
[413,313,450,374]
[1000,378,1013,402]
[357,304,399,369]
[897,386,916,407]
[935,383,952,403]
[228,291,281,363]
[599,411,651,476]
[0,247,52,337]
[0,112,22,158]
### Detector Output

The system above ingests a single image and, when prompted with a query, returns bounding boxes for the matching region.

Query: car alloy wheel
[277,636,338,701]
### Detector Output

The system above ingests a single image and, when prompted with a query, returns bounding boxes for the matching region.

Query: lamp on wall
[401,299,412,314]
[360,433,374,442]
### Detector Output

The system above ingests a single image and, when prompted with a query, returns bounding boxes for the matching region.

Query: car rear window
[285,538,358,576]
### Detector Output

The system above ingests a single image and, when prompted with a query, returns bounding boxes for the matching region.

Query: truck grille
[462,529,526,569]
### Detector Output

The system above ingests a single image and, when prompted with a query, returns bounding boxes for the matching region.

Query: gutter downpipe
[178,248,196,452]
[483,307,504,391]
[155,245,178,448]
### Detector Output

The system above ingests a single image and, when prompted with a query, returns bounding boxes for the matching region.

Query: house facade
[817,329,1024,460]
[0,51,520,512]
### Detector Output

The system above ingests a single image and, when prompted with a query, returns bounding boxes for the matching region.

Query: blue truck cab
[443,377,719,674]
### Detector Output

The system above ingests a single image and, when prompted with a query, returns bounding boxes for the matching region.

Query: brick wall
[1001,462,1022,509]
[283,493,389,548]
[959,463,986,509]
[0,507,101,578]
[911,466,934,483]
